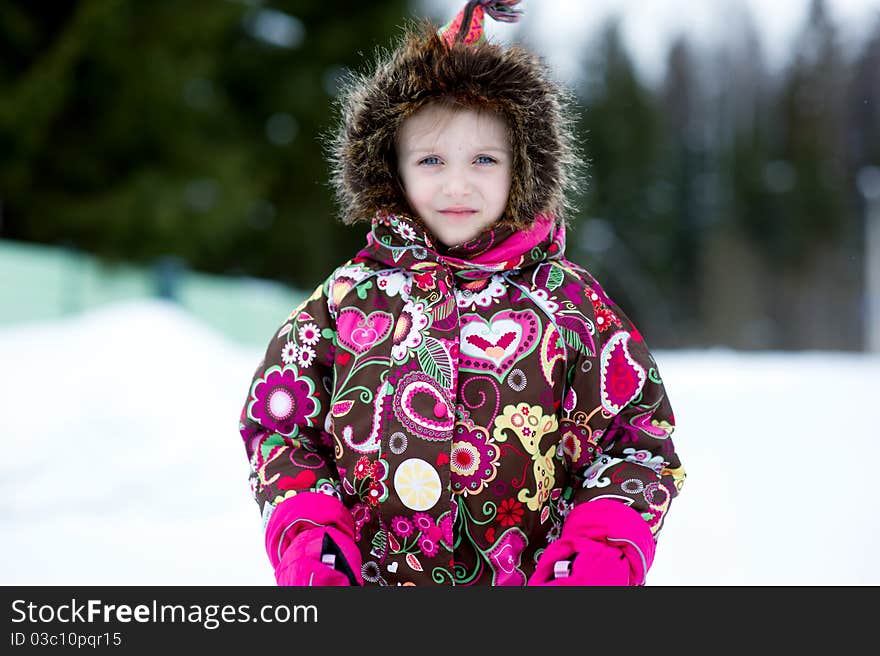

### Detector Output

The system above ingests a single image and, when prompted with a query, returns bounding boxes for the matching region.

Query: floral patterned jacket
[238,212,686,586]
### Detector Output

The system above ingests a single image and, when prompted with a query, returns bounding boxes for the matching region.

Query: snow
[2,300,877,585]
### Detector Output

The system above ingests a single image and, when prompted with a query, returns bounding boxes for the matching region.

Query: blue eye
[419,156,441,166]
[475,155,497,165]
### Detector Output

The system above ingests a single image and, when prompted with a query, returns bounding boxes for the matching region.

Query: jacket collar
[355,211,567,280]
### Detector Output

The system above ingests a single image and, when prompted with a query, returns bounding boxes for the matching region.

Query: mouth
[438,208,478,217]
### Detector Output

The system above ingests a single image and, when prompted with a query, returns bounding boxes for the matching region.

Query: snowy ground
[2,300,877,586]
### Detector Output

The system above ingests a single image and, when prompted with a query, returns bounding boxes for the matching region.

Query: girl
[238,0,686,586]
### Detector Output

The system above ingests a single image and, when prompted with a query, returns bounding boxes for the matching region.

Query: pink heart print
[485,528,527,586]
[336,308,394,355]
[459,309,540,380]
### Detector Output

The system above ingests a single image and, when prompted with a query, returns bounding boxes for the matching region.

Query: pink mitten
[528,499,656,586]
[275,525,363,586]
[265,492,364,587]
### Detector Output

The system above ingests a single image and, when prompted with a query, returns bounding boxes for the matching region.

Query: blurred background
[2,0,880,585]
[2,0,878,351]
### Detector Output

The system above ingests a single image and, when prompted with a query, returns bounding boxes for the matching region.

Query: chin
[439,231,477,247]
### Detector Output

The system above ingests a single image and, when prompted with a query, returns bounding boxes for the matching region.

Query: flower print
[298,322,320,346]
[361,458,390,506]
[354,456,372,480]
[394,220,418,242]
[335,263,373,283]
[585,286,621,333]
[281,342,298,365]
[587,282,619,309]
[438,513,454,548]
[370,458,388,482]
[375,269,411,298]
[246,365,320,437]
[455,275,506,310]
[328,264,373,314]
[450,441,480,478]
[390,298,430,362]
[595,306,620,332]
[310,483,339,500]
[529,288,559,315]
[622,447,665,473]
[412,512,435,533]
[391,516,414,538]
[556,496,573,519]
[297,344,316,368]
[418,532,440,557]
[366,481,383,506]
[497,498,524,527]
[450,421,500,496]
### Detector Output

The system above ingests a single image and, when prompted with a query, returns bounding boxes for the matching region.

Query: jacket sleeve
[559,269,686,540]
[238,280,341,530]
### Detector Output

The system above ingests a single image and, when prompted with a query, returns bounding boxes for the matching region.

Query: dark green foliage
[0,0,409,287]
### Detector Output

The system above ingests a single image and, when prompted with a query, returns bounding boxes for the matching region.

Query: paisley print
[600,331,647,414]
[393,371,455,441]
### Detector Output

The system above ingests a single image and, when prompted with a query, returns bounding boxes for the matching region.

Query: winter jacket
[238,211,686,586]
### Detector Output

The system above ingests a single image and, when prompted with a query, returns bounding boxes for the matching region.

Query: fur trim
[325,20,584,229]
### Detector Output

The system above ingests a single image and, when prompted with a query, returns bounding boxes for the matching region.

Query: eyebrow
[405,146,510,154]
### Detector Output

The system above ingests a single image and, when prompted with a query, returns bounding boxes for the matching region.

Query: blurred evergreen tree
[762,0,851,268]
[0,0,409,288]
[657,37,710,344]
[848,15,880,350]
[849,15,880,199]
[571,19,677,345]
[703,7,783,348]
[723,27,779,268]
[722,0,864,349]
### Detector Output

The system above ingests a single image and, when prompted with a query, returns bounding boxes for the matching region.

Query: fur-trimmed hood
[326,20,584,230]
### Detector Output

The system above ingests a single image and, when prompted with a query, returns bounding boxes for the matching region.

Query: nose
[441,166,472,198]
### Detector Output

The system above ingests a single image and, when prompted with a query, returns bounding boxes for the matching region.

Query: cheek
[493,174,512,203]
[406,179,435,205]
[398,173,417,203]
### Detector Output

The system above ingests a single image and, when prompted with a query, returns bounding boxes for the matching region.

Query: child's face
[396,104,511,247]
